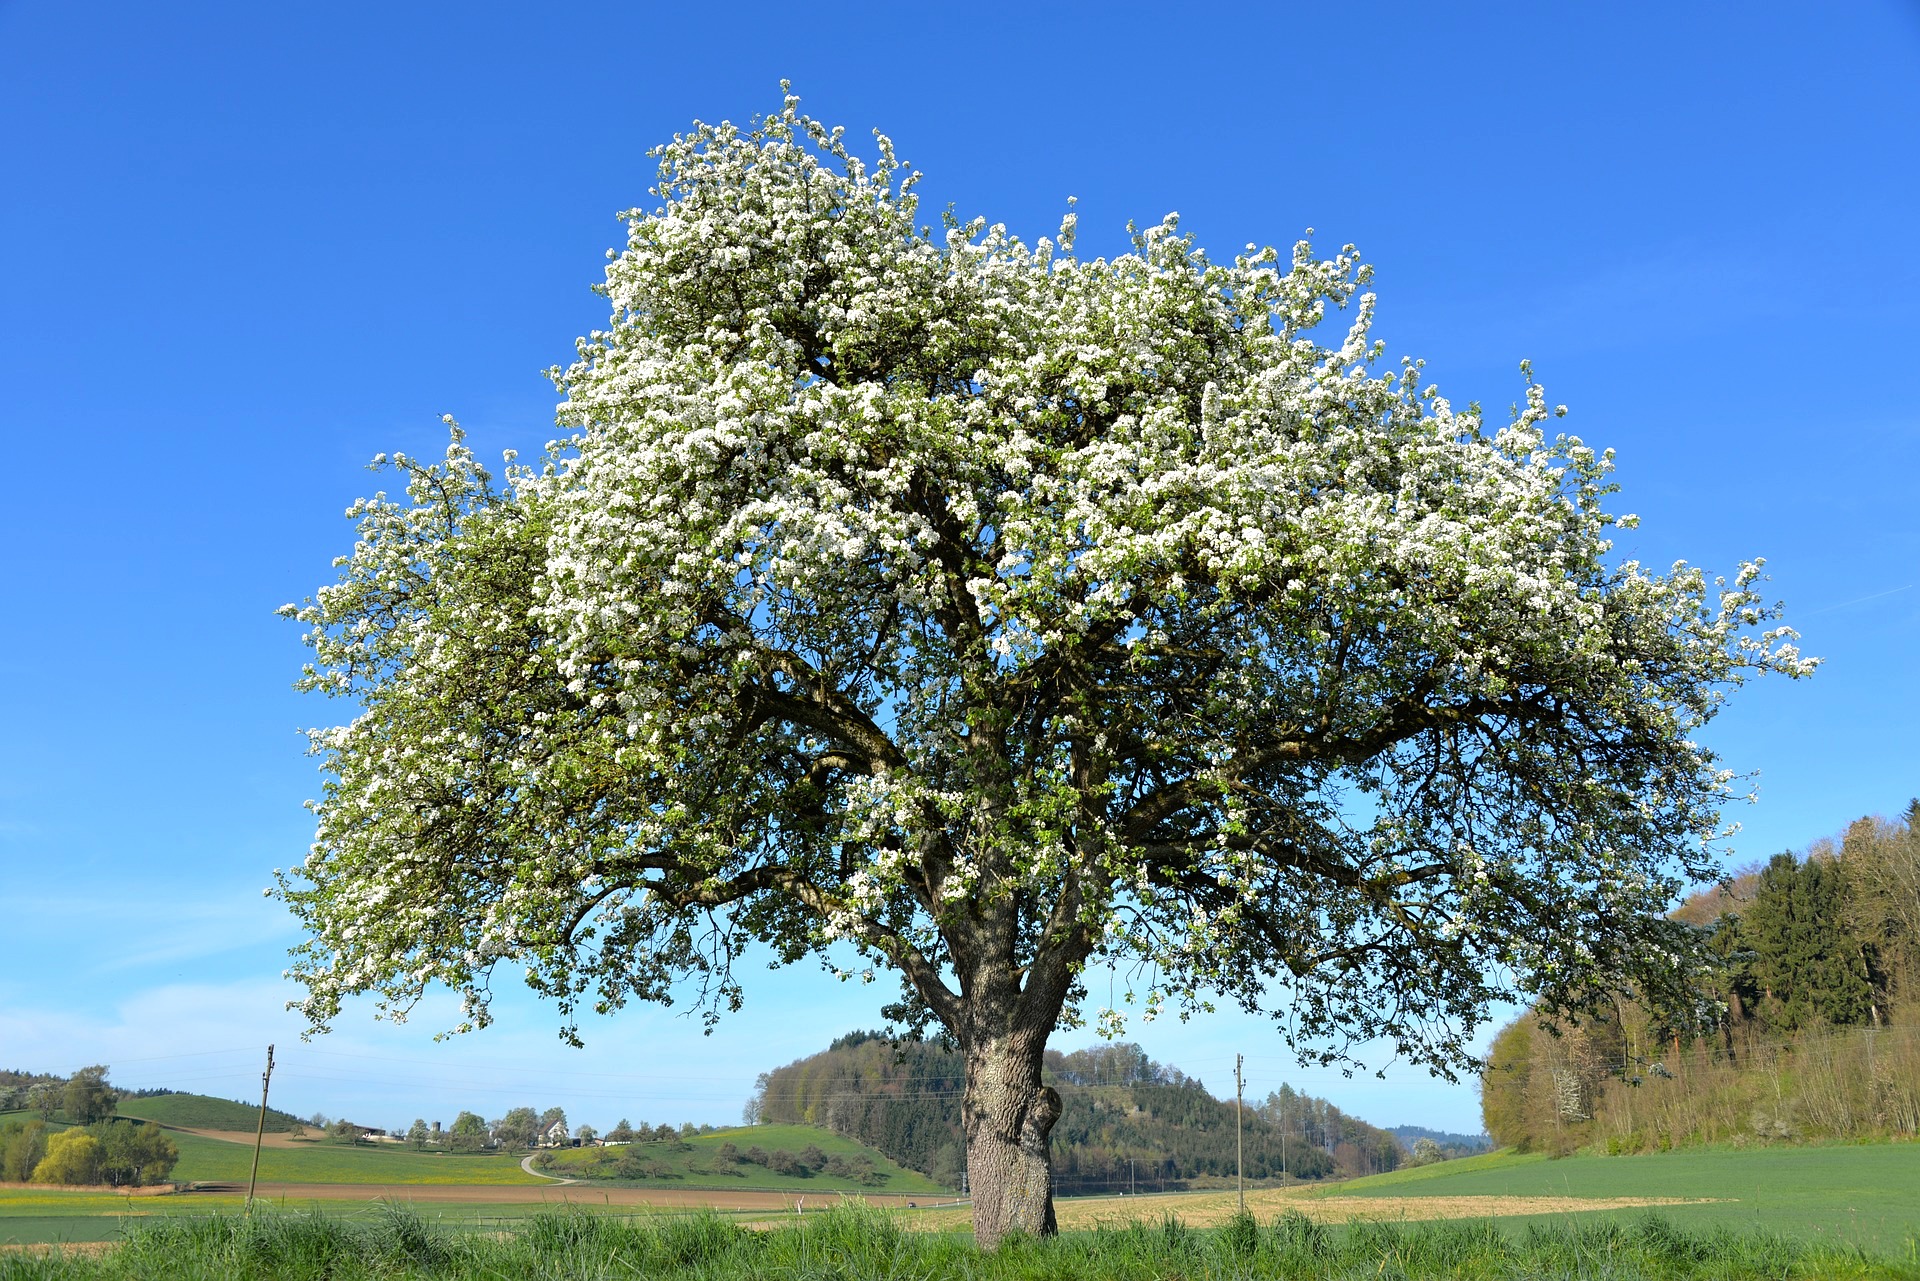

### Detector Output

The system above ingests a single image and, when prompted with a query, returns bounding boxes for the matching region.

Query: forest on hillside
[751,1035,1407,1193]
[1482,800,1920,1153]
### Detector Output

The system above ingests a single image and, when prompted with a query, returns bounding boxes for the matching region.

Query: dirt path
[519,1154,575,1184]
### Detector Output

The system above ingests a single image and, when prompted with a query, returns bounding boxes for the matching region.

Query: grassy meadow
[4,1202,1917,1280]
[1311,1143,1920,1253]
[159,1131,540,1187]
[6,1107,1918,1275]
[0,1109,541,1187]
[111,1096,303,1134]
[0,1190,748,1247]
[541,1123,945,1193]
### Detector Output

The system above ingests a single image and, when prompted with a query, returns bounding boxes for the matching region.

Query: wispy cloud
[1800,583,1914,618]
[2,889,297,975]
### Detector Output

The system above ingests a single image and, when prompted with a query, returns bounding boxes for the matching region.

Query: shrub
[31,1131,101,1184]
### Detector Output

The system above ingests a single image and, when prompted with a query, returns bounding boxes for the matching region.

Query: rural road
[520,1154,575,1183]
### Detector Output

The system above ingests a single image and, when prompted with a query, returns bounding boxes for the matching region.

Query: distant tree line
[0,1066,177,1187]
[1482,798,1920,1154]
[752,1033,1407,1193]
[1387,1126,1491,1161]
[1,1117,177,1187]
[0,1121,178,1190]
[600,1119,715,1144]
[0,1066,118,1124]
[0,1070,62,1115]
[374,1108,721,1153]
[558,1138,882,1185]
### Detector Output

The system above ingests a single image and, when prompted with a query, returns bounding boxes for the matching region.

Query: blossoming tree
[278,95,1813,1244]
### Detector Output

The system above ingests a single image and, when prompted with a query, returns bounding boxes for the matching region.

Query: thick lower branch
[1120,692,1551,840]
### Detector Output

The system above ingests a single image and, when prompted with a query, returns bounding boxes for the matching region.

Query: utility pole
[246,1045,275,1213]
[1279,1083,1288,1189]
[1234,1053,1245,1215]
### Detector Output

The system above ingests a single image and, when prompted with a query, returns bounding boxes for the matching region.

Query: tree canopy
[277,93,1811,1241]
[61,1066,117,1125]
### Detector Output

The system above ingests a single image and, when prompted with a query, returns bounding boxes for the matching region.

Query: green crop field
[0,1116,541,1188]
[1318,1142,1920,1253]
[161,1131,542,1186]
[114,1094,303,1133]
[0,1189,751,1247]
[542,1123,945,1193]
[0,1189,249,1246]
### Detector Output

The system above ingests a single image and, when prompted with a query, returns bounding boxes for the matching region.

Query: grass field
[112,1096,302,1134]
[3,1202,1915,1279]
[1311,1142,1920,1253]
[542,1123,945,1193]
[0,1112,541,1188]
[0,1189,762,1247]
[161,1131,542,1186]
[6,1126,1917,1265]
[0,1191,250,1247]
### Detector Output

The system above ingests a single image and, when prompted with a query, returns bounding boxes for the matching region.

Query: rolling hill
[0,1106,540,1186]
[116,1091,306,1133]
[754,1034,1408,1193]
[542,1123,945,1193]
[156,1129,541,1185]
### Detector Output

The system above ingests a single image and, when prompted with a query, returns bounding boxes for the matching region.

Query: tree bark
[962,1025,1060,1249]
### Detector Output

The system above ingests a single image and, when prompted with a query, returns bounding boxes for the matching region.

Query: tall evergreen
[1745,853,1872,1029]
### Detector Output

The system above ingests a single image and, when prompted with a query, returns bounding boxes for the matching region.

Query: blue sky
[2,1,1916,1139]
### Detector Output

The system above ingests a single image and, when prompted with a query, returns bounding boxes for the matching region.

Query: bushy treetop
[276,92,1812,1080]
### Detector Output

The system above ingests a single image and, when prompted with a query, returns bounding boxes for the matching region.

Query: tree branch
[1121,691,1551,841]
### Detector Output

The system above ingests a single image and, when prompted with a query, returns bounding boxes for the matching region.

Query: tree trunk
[962,1026,1060,1249]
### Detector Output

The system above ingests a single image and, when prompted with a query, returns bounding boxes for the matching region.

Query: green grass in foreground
[3,1204,1916,1280]
[1323,1142,1920,1253]
[0,1192,739,1246]
[543,1123,945,1193]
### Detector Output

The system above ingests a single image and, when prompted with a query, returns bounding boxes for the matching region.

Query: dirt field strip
[207,1183,961,1212]
[165,1127,312,1149]
[907,1187,1733,1233]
